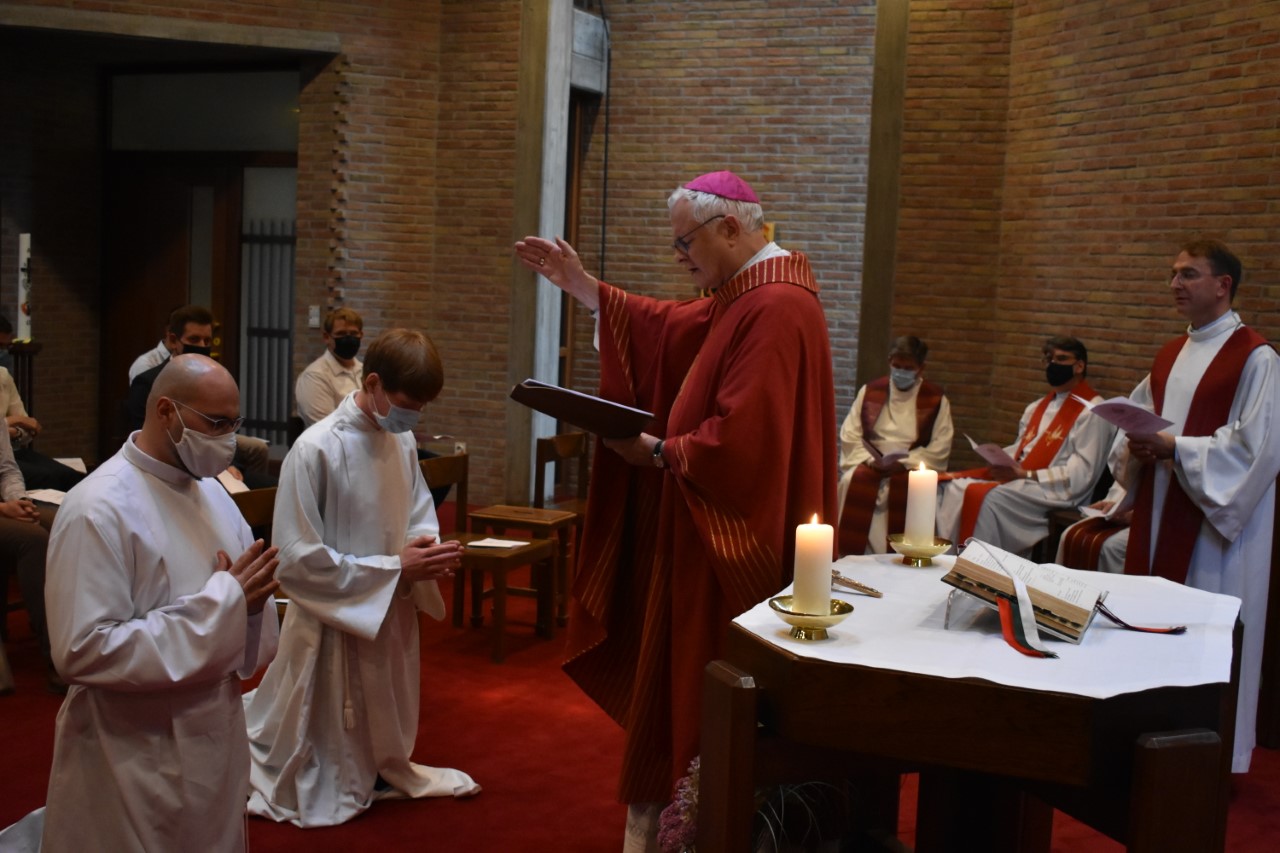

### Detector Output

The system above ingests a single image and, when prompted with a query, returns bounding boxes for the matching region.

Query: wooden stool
[469,505,578,626]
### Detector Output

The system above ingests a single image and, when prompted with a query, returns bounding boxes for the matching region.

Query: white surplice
[243,394,479,827]
[837,379,953,553]
[936,389,1115,556]
[1112,311,1280,773]
[38,435,278,853]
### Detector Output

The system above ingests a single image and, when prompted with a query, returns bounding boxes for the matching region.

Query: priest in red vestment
[515,170,837,848]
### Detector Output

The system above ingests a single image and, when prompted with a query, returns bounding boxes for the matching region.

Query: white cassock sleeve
[49,515,253,691]
[271,433,445,641]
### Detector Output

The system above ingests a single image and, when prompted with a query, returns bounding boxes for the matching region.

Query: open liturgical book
[942,541,1107,644]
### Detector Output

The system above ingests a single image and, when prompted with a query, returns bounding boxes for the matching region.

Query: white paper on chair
[468,537,527,548]
[217,469,250,494]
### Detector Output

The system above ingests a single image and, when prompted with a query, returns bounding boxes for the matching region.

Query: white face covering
[890,367,919,391]
[373,385,421,434]
[168,408,237,478]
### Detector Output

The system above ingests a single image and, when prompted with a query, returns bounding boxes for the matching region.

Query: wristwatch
[652,439,666,469]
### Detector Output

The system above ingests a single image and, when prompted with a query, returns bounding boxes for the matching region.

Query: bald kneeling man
[37,354,281,851]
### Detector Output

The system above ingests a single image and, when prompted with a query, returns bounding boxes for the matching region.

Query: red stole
[957,381,1097,544]
[837,378,944,556]
[1123,326,1268,582]
[1059,516,1127,571]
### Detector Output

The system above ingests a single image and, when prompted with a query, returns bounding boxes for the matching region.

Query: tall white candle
[904,463,938,546]
[793,514,833,614]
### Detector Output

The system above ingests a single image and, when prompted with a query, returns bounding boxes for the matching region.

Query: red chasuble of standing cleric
[515,171,837,820]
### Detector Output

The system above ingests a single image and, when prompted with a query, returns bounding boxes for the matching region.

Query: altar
[696,554,1241,852]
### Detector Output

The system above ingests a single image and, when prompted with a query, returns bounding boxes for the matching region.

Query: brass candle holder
[887,534,953,567]
[768,596,854,641]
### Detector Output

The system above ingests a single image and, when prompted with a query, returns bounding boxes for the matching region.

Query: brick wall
[896,0,1280,466]
[570,1,878,421]
[0,41,101,459]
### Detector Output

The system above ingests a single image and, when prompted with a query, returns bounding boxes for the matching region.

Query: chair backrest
[420,452,469,533]
[232,486,278,544]
[533,432,589,509]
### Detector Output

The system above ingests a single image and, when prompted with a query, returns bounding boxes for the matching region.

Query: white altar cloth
[734,554,1239,699]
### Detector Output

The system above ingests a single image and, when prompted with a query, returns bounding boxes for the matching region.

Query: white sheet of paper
[965,434,1016,467]
[53,457,87,474]
[217,469,250,494]
[25,488,66,505]
[467,537,527,548]
[1071,395,1173,433]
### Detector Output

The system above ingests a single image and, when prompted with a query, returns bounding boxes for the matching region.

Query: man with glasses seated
[935,336,1115,557]
[295,307,364,428]
[31,354,280,851]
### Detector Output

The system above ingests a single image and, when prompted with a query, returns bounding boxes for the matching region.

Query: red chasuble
[563,253,837,803]
[837,377,944,556]
[1124,326,1268,582]
[955,382,1097,544]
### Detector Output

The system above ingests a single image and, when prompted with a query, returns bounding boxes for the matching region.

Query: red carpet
[4,572,1280,851]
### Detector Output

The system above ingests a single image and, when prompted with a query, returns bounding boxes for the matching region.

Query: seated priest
[837,335,953,555]
[936,336,1115,556]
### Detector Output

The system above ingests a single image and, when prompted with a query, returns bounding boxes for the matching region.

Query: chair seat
[469,505,580,627]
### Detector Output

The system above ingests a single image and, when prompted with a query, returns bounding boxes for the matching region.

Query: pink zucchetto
[682,170,760,204]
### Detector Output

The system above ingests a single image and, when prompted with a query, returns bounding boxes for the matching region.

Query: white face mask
[373,385,421,434]
[168,405,238,478]
[890,367,918,391]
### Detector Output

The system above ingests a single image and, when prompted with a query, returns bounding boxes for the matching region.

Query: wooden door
[99,154,242,456]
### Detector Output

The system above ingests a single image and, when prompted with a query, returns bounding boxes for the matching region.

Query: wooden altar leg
[916,769,1052,853]
[1127,730,1226,853]
[697,660,759,852]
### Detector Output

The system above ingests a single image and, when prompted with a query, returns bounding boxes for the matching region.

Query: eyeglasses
[1170,267,1214,284]
[172,399,244,436]
[672,215,725,254]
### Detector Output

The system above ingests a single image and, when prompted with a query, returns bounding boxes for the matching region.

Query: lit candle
[793,513,833,614]
[904,462,938,546]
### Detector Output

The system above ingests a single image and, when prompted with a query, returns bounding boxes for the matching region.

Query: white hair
[667,187,765,233]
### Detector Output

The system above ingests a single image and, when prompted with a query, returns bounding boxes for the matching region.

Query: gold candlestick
[887,534,953,567]
[768,596,854,641]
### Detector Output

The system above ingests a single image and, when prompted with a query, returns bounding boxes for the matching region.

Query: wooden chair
[420,453,557,663]
[230,487,285,620]
[231,486,277,545]
[467,432,590,626]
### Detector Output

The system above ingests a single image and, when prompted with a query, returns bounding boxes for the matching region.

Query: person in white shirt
[244,328,479,827]
[295,307,364,427]
[36,354,281,851]
[1115,239,1280,773]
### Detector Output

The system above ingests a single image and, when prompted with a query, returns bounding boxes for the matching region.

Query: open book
[941,541,1107,643]
[1071,395,1173,433]
[510,379,654,439]
[965,434,1016,468]
[862,438,908,466]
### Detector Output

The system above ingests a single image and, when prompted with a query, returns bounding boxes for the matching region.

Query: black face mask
[1045,362,1076,387]
[182,343,213,358]
[332,335,362,360]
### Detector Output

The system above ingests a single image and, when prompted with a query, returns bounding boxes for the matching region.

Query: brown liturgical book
[510,379,654,438]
